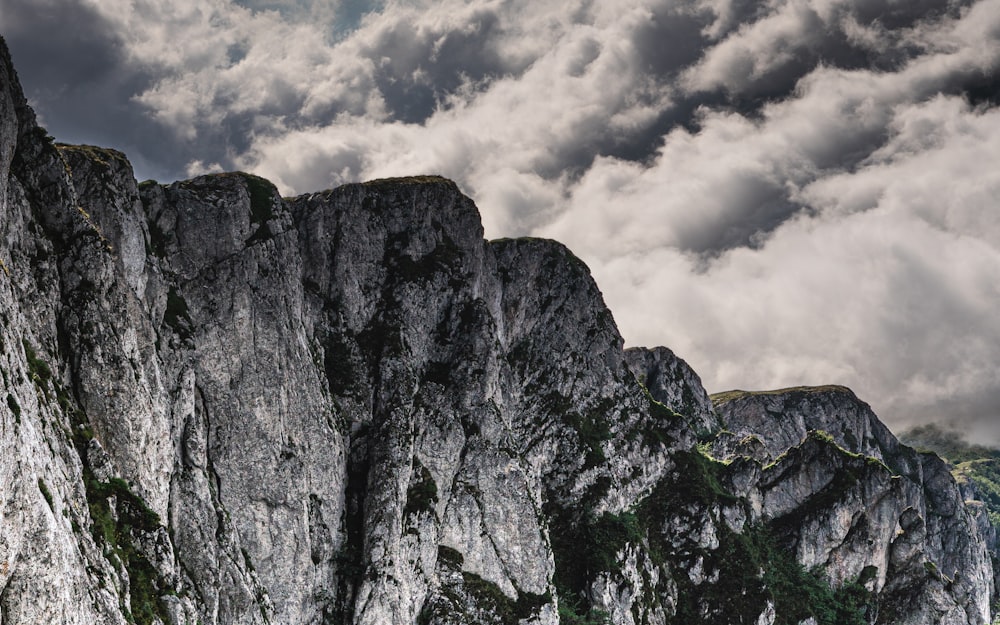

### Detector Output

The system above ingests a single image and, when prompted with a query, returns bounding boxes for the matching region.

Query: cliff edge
[0,36,993,625]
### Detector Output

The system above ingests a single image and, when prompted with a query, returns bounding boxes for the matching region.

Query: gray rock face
[625,346,719,435]
[713,388,993,625]
[0,36,994,625]
[710,386,905,465]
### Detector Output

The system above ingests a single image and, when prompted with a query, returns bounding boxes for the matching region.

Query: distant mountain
[900,424,1000,603]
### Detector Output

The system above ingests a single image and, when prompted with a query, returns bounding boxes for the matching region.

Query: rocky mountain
[0,36,995,625]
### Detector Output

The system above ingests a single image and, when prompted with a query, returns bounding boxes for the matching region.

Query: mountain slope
[0,36,993,625]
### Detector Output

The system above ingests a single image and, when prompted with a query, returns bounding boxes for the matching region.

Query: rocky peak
[625,345,719,435]
[0,34,995,625]
[711,385,904,465]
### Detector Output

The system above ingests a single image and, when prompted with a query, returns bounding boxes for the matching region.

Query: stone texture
[625,345,719,435]
[0,35,994,625]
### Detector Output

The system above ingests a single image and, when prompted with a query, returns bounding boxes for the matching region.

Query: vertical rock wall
[0,36,994,625]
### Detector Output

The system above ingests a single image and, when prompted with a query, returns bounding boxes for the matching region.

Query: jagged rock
[711,388,994,624]
[0,34,994,625]
[625,345,720,436]
[710,386,905,464]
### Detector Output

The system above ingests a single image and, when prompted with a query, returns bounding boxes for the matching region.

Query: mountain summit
[0,37,994,625]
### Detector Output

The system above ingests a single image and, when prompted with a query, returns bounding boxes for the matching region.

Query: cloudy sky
[6,0,1000,440]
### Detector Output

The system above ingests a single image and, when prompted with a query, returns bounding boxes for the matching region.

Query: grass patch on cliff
[768,433,888,534]
[85,472,167,625]
[564,409,611,469]
[60,382,169,625]
[362,175,454,189]
[461,572,551,625]
[546,500,642,625]
[639,394,681,449]
[630,446,874,625]
[22,339,52,395]
[710,386,855,405]
[757,534,874,625]
[38,478,54,511]
[654,449,740,510]
[955,458,1000,527]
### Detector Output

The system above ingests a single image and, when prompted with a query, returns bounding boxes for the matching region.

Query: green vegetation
[86,473,167,625]
[710,386,854,405]
[557,600,609,625]
[362,175,454,188]
[418,560,551,625]
[38,478,54,511]
[959,460,1000,527]
[663,449,740,508]
[640,395,679,448]
[54,375,170,625]
[32,126,56,145]
[461,572,551,625]
[546,501,642,625]
[22,339,53,388]
[641,465,873,624]
[899,423,1000,464]
[759,541,874,625]
[565,409,611,469]
[437,545,464,569]
[56,144,128,170]
[768,434,889,535]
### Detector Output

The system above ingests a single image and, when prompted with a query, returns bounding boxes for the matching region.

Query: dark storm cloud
[632,4,711,77]
[8,0,1000,440]
[3,0,192,182]
[4,0,122,96]
[359,7,514,123]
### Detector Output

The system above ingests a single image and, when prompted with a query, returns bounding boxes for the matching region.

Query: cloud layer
[6,0,1000,438]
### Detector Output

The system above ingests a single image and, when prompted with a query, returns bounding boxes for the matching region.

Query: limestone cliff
[0,37,994,625]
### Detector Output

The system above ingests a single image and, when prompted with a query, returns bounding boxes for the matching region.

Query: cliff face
[0,37,994,625]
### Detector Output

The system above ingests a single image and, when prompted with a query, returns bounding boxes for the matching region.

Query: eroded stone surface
[0,36,993,625]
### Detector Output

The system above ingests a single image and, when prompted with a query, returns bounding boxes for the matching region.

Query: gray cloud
[7,0,1000,440]
[3,0,174,176]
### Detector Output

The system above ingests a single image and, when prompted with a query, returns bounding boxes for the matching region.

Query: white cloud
[578,93,1000,435]
[19,0,1000,438]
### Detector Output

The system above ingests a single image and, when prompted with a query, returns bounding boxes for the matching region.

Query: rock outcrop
[0,36,994,625]
[624,346,719,436]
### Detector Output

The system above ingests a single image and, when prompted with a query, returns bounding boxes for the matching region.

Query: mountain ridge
[0,35,995,625]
